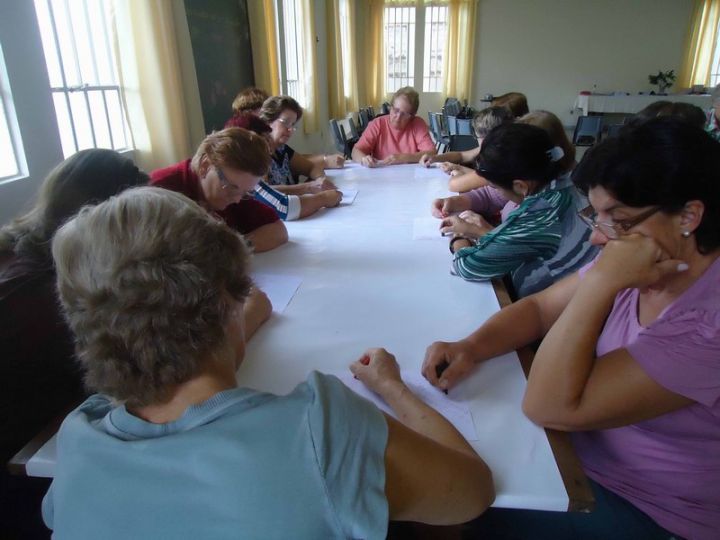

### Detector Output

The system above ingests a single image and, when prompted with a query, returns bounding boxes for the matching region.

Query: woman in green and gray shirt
[434,123,597,297]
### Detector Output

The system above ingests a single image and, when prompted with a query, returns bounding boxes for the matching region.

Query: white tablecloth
[574,94,712,116]
[28,163,568,511]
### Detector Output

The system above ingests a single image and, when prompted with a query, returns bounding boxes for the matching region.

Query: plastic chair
[428,112,450,149]
[448,135,479,152]
[605,124,624,139]
[328,119,346,154]
[573,116,602,146]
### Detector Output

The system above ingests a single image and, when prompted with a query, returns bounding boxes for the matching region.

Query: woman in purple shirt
[422,118,720,540]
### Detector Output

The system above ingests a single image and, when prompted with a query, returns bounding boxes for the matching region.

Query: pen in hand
[435,360,450,395]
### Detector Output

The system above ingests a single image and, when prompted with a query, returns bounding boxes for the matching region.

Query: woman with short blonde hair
[43,187,494,538]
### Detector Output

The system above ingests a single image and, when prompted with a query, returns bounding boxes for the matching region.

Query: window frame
[383,2,449,95]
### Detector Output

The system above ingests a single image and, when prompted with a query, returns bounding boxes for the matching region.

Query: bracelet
[449,235,472,254]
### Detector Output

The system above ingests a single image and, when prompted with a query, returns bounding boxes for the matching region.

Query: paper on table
[251,273,303,313]
[340,189,358,205]
[336,371,478,441]
[414,165,442,179]
[412,217,444,240]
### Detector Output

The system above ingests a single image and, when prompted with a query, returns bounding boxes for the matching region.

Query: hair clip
[546,146,565,162]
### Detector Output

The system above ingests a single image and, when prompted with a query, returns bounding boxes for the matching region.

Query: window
[33,0,130,158]
[384,6,415,93]
[338,0,352,98]
[711,29,720,87]
[422,6,447,92]
[0,43,24,181]
[276,0,306,106]
[383,3,448,94]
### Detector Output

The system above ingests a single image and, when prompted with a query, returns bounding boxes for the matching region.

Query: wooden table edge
[491,279,595,513]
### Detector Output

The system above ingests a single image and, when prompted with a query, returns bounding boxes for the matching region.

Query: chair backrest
[380,102,390,115]
[572,115,603,146]
[428,112,450,143]
[446,115,459,135]
[358,109,370,130]
[456,118,474,136]
[605,123,624,139]
[448,134,479,152]
[346,117,359,139]
[328,119,346,154]
[443,97,462,117]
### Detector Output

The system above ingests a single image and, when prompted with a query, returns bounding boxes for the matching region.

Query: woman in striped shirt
[433,123,597,297]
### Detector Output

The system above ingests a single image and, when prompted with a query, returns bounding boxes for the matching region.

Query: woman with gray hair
[42,187,493,539]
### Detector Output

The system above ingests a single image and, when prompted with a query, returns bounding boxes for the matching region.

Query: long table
[21,163,592,512]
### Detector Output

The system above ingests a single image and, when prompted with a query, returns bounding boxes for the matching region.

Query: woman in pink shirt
[351,86,436,167]
[423,118,720,539]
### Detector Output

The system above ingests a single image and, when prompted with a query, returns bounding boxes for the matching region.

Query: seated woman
[440,109,579,241]
[433,123,596,298]
[491,91,529,118]
[150,127,288,252]
[422,118,720,540]
[421,106,515,193]
[259,96,341,191]
[231,113,341,220]
[629,100,707,130]
[228,88,344,169]
[0,149,147,538]
[42,187,494,539]
[352,86,436,167]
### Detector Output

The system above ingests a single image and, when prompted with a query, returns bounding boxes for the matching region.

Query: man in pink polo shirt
[352,87,436,167]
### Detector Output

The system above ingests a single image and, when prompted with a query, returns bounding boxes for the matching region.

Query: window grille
[34,0,130,158]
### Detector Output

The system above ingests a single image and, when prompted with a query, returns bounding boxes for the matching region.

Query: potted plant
[648,70,676,95]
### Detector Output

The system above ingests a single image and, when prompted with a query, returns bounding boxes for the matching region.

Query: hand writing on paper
[350,348,402,395]
[422,340,478,391]
[440,162,460,175]
[361,155,380,168]
[324,154,345,169]
[307,176,337,193]
[431,198,452,219]
[321,189,343,208]
[440,215,486,239]
[419,153,435,167]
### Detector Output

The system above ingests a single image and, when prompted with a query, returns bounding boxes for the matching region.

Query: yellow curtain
[443,0,477,101]
[247,0,281,96]
[326,0,359,118]
[298,0,319,133]
[358,0,386,108]
[110,0,202,171]
[679,0,720,88]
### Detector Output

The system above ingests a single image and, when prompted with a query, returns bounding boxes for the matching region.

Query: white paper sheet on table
[336,371,478,441]
[414,165,442,179]
[340,189,358,205]
[251,273,302,313]
[412,217,444,240]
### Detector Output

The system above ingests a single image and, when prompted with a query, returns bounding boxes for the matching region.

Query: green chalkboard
[184,0,255,133]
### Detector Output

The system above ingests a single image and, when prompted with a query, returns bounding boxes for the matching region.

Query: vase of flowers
[648,70,676,95]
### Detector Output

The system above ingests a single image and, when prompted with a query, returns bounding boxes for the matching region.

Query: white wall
[470,0,694,126]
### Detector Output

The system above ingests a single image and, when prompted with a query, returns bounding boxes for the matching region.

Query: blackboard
[184,0,255,133]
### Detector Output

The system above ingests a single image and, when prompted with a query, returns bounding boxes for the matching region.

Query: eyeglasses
[390,106,413,119]
[216,166,255,198]
[276,117,298,131]
[577,205,661,239]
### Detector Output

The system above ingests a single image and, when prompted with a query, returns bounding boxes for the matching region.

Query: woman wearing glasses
[150,127,288,253]
[259,96,337,193]
[352,86,436,167]
[423,118,720,540]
